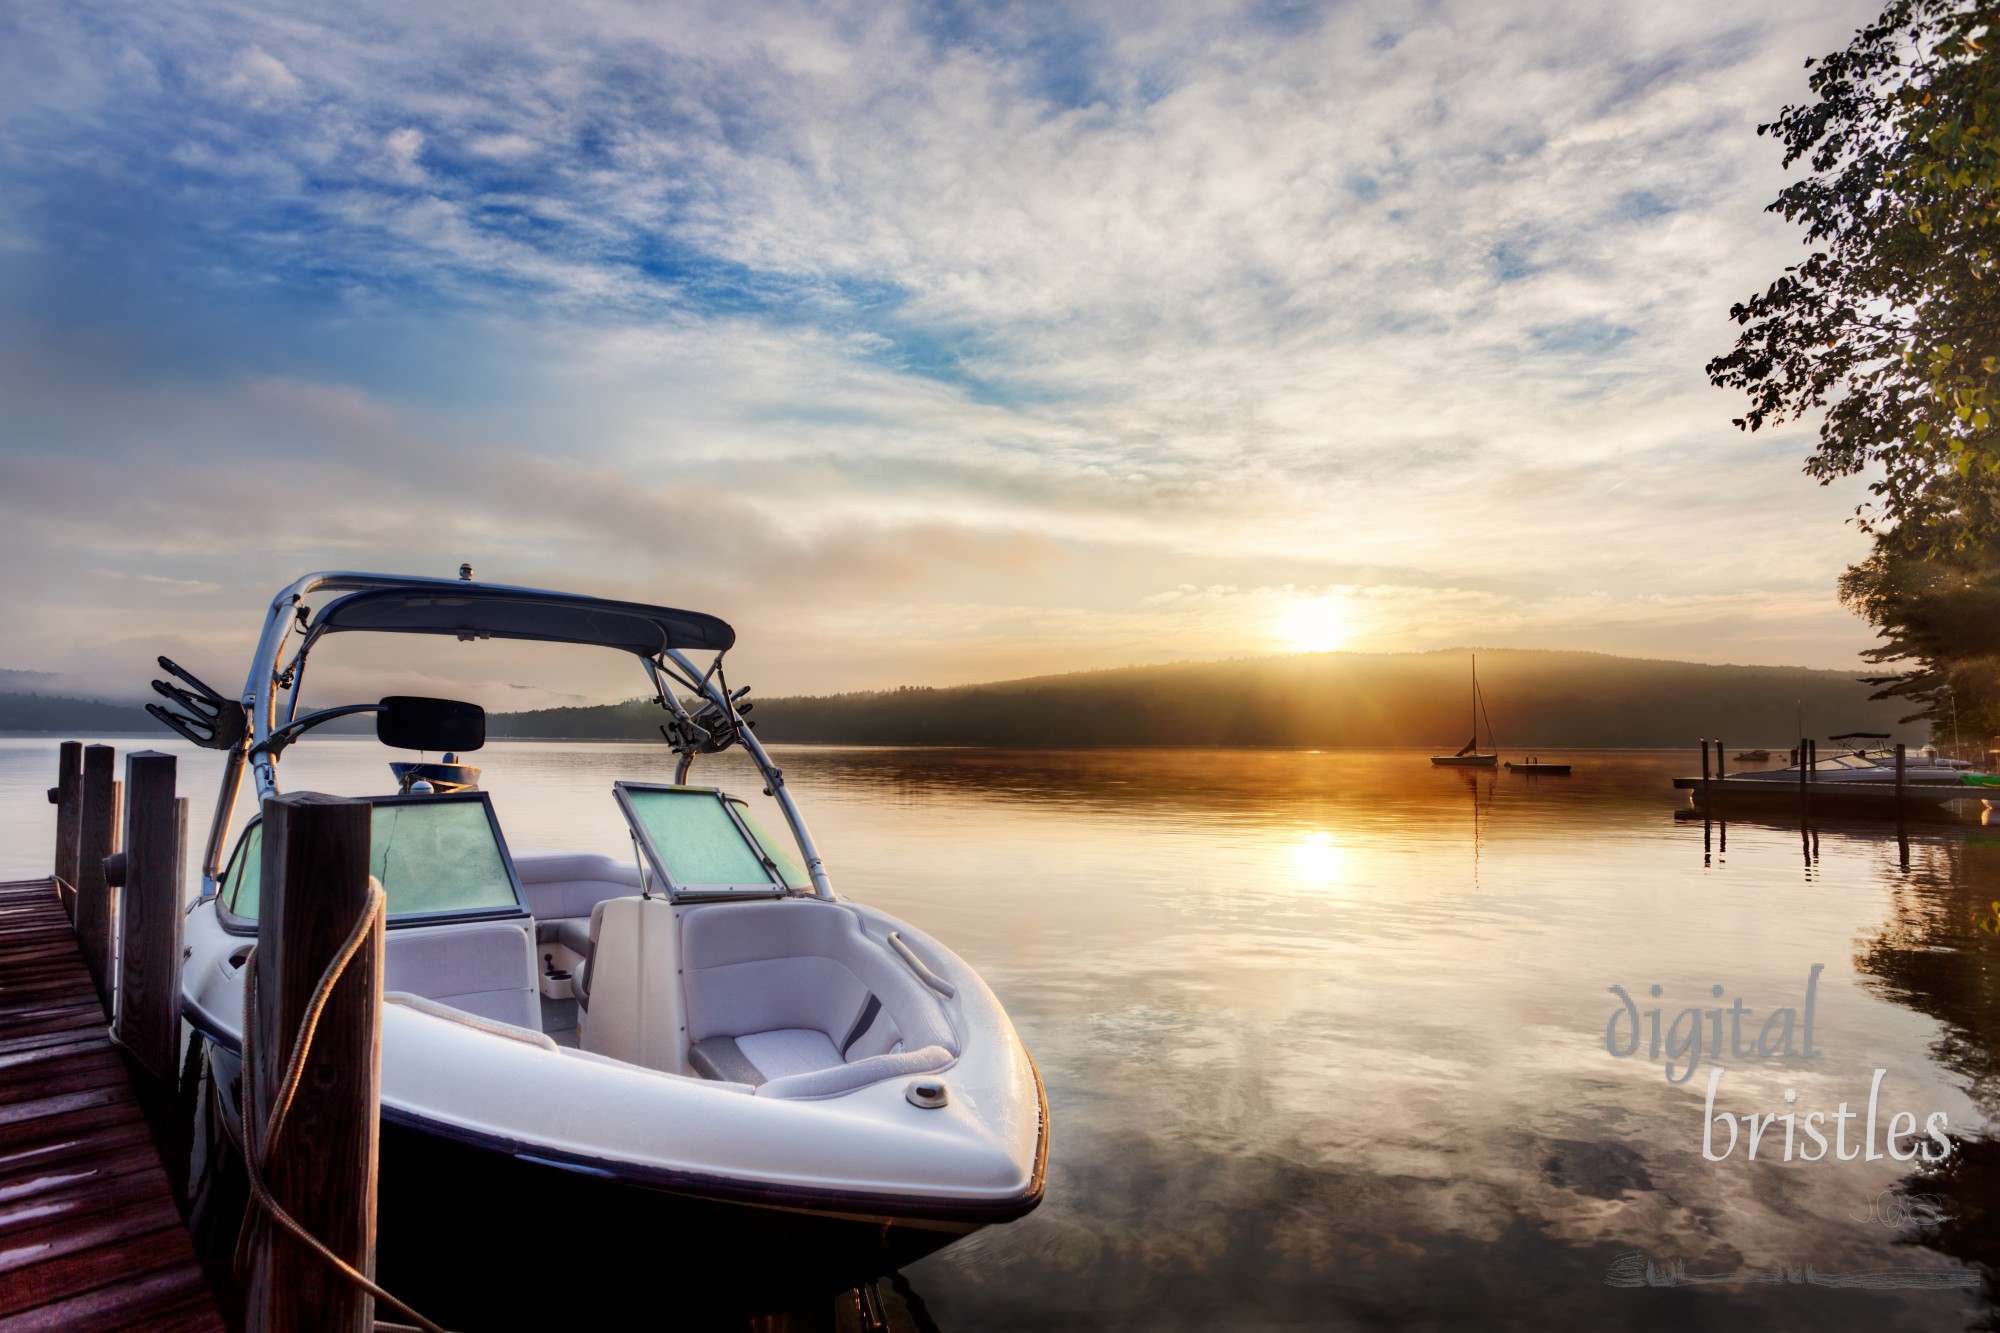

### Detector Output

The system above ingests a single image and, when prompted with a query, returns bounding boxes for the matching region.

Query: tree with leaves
[1711,1,2000,740]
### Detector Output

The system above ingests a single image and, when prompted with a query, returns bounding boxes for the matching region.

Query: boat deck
[0,877,225,1332]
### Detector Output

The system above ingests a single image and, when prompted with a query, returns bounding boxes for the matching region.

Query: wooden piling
[1895,742,1907,824]
[108,749,190,1213]
[1700,738,1711,811]
[1715,740,1727,781]
[52,739,82,920]
[1798,735,1809,814]
[246,792,383,1333]
[112,750,181,1087]
[76,743,118,1011]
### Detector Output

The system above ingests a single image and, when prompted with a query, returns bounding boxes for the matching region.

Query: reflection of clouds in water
[919,1115,1979,1330]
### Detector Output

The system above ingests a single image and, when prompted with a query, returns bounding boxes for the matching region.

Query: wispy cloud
[0,0,1888,697]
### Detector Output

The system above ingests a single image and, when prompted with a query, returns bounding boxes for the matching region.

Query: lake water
[3,738,1995,1330]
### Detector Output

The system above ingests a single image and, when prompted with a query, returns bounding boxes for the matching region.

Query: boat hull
[1431,754,1498,767]
[191,1036,1044,1328]
[389,760,482,793]
[382,1123,974,1325]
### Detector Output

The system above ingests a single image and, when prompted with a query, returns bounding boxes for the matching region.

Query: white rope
[232,882,451,1333]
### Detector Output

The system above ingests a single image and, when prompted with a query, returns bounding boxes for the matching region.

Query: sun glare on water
[1289,831,1348,887]
[1281,596,1349,653]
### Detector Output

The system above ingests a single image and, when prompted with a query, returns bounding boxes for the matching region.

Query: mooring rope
[232,881,451,1333]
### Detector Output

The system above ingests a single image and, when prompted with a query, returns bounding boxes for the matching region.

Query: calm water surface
[3,739,1996,1330]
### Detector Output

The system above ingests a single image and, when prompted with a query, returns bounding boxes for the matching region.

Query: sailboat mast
[1472,654,1477,749]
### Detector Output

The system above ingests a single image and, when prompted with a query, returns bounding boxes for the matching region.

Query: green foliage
[1708,0,2000,551]
[1837,538,2000,732]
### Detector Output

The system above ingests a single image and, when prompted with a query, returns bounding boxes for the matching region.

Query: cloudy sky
[0,0,1889,707]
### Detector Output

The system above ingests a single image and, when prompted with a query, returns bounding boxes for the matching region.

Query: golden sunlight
[1280,596,1349,653]
[1289,831,1348,887]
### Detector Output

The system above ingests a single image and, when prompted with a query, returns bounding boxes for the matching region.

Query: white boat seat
[571,898,612,1011]
[575,895,686,1072]
[690,1029,841,1083]
[680,899,958,1098]
[383,919,538,1031]
[512,851,642,948]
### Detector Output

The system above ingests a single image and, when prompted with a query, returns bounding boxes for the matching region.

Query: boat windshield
[615,783,806,898]
[727,797,809,889]
[218,792,525,925]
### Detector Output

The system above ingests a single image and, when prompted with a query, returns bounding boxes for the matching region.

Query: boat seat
[690,1029,842,1083]
[680,899,957,1098]
[513,851,643,951]
[383,919,538,1031]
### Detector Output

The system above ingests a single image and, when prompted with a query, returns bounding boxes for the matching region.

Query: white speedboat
[1729,747,1981,785]
[161,571,1047,1326]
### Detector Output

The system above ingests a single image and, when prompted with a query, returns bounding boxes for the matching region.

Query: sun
[1280,596,1349,653]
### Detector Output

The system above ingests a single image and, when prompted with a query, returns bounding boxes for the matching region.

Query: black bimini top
[309,585,734,656]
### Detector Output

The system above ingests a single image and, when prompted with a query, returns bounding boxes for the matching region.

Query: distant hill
[491,649,1925,749]
[0,692,152,733]
[5,651,1925,748]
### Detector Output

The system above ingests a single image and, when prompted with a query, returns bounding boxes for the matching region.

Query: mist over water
[3,740,1994,1328]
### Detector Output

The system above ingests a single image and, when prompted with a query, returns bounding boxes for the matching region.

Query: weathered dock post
[110,749,181,1080]
[246,792,384,1333]
[1698,739,1713,855]
[50,739,82,920]
[75,742,119,1010]
[1797,735,1809,816]
[1895,742,1907,825]
[107,749,188,1198]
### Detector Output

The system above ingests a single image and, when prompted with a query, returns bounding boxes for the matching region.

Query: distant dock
[1673,774,1988,819]
[1675,737,1993,822]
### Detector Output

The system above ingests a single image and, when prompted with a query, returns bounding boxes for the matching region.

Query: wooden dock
[1672,774,1990,819]
[0,876,225,1332]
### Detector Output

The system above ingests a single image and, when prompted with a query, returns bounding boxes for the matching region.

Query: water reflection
[0,741,1994,1328]
[1845,833,2000,1316]
[1288,832,1347,888]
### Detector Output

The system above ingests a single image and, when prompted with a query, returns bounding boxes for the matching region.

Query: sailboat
[1431,654,1500,768]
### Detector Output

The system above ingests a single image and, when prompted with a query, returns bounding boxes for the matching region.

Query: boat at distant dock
[1730,737,1983,785]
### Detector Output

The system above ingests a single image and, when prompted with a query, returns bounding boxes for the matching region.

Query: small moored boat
[1505,760,1571,775]
[1431,654,1501,768]
[388,750,481,793]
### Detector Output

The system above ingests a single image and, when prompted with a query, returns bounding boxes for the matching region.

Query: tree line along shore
[1,649,1925,750]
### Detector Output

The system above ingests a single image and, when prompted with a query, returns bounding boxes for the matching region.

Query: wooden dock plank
[0,1260,217,1332]
[0,879,223,1332]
